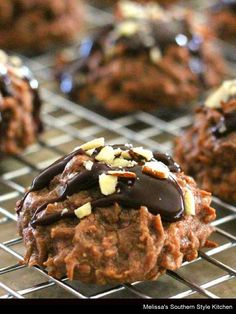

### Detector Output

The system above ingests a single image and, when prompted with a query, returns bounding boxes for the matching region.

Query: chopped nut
[150,47,162,64]
[0,50,8,64]
[61,208,69,216]
[99,173,118,195]
[95,146,115,163]
[117,21,139,37]
[184,188,196,216]
[107,170,137,179]
[86,148,95,156]
[83,160,93,171]
[74,202,92,219]
[132,147,153,161]
[121,150,132,159]
[80,137,105,151]
[142,161,169,179]
[205,79,236,109]
[111,158,137,168]
[113,148,122,156]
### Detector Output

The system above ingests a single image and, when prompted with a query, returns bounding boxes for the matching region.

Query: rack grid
[0,2,236,299]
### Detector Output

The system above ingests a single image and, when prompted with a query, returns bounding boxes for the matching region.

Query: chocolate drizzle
[212,109,236,137]
[17,144,185,228]
[16,147,84,214]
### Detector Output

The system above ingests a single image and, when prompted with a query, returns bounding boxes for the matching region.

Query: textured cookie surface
[57,4,226,113]
[175,80,236,203]
[17,139,216,284]
[0,50,42,155]
[0,0,83,52]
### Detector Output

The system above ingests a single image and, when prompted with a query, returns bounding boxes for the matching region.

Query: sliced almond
[0,50,8,64]
[142,161,169,179]
[74,202,92,219]
[113,148,122,156]
[111,158,137,168]
[184,188,196,216]
[117,21,139,37]
[150,47,162,64]
[132,147,153,161]
[86,148,95,156]
[80,137,105,151]
[99,174,118,195]
[107,170,136,179]
[83,160,93,171]
[95,146,115,163]
[121,150,132,159]
[205,79,236,109]
[61,208,69,216]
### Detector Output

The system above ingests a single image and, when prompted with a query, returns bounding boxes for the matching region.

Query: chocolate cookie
[210,0,236,41]
[56,10,226,113]
[17,138,216,284]
[175,79,236,203]
[0,0,83,52]
[0,50,42,156]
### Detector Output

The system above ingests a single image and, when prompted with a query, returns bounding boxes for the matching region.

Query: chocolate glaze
[16,147,84,214]
[212,109,236,137]
[153,152,181,173]
[18,144,185,227]
[58,18,205,95]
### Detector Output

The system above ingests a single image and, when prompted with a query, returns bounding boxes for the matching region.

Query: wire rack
[0,2,236,299]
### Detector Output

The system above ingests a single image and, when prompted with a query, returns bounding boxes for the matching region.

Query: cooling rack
[0,2,236,299]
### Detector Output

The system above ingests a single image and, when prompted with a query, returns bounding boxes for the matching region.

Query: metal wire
[0,1,236,299]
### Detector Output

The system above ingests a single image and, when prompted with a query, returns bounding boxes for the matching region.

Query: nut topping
[74,202,92,219]
[107,170,137,179]
[83,160,93,171]
[183,188,196,216]
[80,137,105,151]
[111,158,137,168]
[95,146,115,163]
[99,173,118,195]
[142,161,170,179]
[132,147,153,161]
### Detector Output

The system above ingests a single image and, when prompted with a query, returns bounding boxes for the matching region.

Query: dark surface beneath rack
[0,1,236,299]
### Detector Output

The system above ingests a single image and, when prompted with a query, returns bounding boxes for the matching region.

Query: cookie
[56,10,226,113]
[0,50,42,156]
[17,138,216,284]
[0,0,83,52]
[175,79,236,203]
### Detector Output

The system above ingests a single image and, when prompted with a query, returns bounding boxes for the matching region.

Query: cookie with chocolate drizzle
[175,79,236,203]
[0,50,42,156]
[17,138,216,284]
[56,3,226,113]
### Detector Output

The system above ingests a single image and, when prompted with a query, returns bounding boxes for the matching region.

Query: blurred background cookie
[175,79,236,203]
[0,0,84,53]
[0,50,42,156]
[56,5,226,113]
